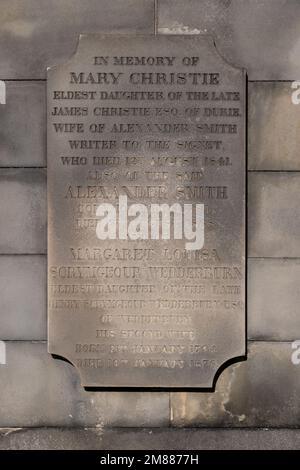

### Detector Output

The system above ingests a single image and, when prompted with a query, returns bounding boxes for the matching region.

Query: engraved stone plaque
[48,35,246,387]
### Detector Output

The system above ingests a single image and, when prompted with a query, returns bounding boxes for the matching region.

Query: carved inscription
[48,35,246,387]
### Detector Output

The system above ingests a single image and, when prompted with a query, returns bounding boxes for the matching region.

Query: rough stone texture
[248,258,300,341]
[1,427,300,450]
[0,0,154,79]
[0,255,46,340]
[0,342,169,427]
[0,169,46,254]
[170,342,300,427]
[0,82,46,167]
[249,82,300,170]
[158,0,300,80]
[248,172,300,258]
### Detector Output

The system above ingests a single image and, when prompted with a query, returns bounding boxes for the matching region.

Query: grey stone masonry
[0,82,46,167]
[2,82,300,170]
[3,171,300,257]
[0,0,155,78]
[248,172,300,258]
[1,427,300,450]
[248,258,300,341]
[0,169,46,253]
[0,342,169,428]
[2,257,300,342]
[0,255,46,340]
[158,0,300,80]
[170,342,300,427]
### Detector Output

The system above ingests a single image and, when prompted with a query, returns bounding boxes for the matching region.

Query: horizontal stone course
[1,171,299,340]
[2,256,300,342]
[0,342,298,428]
[158,0,300,80]
[0,0,299,440]
[170,342,300,427]
[1,1,300,80]
[2,170,297,257]
[0,342,169,427]
[1,81,297,170]
[1,427,300,450]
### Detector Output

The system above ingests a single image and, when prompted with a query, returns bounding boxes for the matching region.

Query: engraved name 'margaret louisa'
[48,35,246,387]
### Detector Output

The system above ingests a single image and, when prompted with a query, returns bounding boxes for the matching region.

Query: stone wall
[1,0,300,449]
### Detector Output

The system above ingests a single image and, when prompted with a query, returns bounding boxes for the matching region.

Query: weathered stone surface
[0,169,46,253]
[0,255,46,340]
[248,258,300,341]
[0,0,154,79]
[1,427,300,450]
[158,0,300,80]
[248,82,300,170]
[0,342,169,427]
[248,172,300,258]
[47,34,246,388]
[0,82,46,167]
[170,342,300,427]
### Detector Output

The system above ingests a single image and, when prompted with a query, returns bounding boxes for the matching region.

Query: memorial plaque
[48,35,246,388]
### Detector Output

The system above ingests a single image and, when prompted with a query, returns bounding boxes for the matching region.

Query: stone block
[0,169,46,253]
[0,82,46,167]
[248,258,300,341]
[0,0,154,78]
[0,255,46,340]
[1,427,300,450]
[248,82,300,170]
[158,0,300,80]
[0,342,169,427]
[248,172,300,257]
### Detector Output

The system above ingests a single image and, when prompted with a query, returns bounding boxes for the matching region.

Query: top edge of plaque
[46,33,246,76]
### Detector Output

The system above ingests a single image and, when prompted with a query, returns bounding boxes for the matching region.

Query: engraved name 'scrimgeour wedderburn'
[48,35,246,387]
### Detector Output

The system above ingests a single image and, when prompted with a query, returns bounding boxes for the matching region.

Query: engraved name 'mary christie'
[47,35,246,388]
